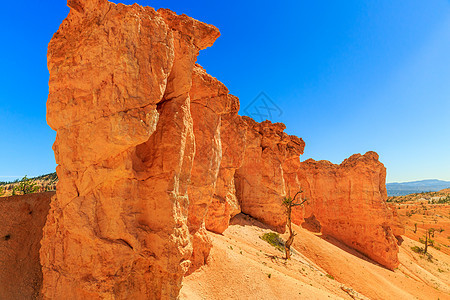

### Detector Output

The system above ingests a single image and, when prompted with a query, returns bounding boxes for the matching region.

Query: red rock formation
[0,192,53,299]
[42,0,219,298]
[295,152,402,269]
[205,112,247,234]
[235,118,305,232]
[187,64,238,272]
[43,0,403,298]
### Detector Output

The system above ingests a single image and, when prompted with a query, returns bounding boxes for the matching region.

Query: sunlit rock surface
[42,0,403,298]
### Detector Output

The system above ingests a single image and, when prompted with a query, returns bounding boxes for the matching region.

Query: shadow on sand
[228,212,390,270]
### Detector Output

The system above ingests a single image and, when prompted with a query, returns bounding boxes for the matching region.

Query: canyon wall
[43,0,220,298]
[43,0,403,298]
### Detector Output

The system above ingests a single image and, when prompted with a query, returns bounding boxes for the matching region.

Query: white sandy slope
[180,214,450,300]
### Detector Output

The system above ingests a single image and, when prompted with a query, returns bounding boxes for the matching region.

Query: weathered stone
[205,99,246,234]
[43,1,404,298]
[235,118,305,233]
[295,152,401,270]
[42,0,219,298]
[187,64,229,272]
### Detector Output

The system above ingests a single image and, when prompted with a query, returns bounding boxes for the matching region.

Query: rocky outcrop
[43,0,219,298]
[205,112,247,234]
[43,0,403,298]
[0,192,53,300]
[295,152,402,269]
[187,64,238,273]
[235,119,305,232]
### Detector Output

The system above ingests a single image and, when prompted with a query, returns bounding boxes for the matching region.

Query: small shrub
[326,274,335,280]
[411,246,434,262]
[260,232,285,252]
[267,273,271,278]
[411,246,424,254]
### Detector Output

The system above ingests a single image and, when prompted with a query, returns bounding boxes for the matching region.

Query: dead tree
[282,189,307,260]
[424,228,437,254]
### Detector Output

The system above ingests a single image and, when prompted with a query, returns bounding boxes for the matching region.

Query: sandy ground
[181,214,450,300]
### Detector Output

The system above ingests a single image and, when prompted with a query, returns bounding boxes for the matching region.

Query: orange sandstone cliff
[43,0,220,298]
[294,152,404,270]
[41,0,403,298]
[235,118,305,233]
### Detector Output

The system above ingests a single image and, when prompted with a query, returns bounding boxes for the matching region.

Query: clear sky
[0,0,449,183]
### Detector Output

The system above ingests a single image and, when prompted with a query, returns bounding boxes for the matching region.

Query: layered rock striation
[43,0,403,298]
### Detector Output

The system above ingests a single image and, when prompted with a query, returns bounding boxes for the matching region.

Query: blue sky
[0,0,449,183]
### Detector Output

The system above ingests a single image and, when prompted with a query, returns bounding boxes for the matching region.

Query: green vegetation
[34,172,58,181]
[434,195,450,204]
[415,227,444,254]
[410,246,434,262]
[12,176,39,195]
[0,178,21,186]
[411,246,423,253]
[387,191,450,204]
[326,274,335,280]
[0,172,58,196]
[260,232,285,253]
[0,172,58,187]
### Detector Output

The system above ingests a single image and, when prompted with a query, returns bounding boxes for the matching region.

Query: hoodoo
[41,0,403,298]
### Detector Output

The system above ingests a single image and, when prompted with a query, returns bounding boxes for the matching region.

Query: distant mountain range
[386,179,450,196]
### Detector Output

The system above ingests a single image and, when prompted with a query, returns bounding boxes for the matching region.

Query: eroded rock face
[187,64,236,273]
[205,112,246,234]
[44,0,403,298]
[295,152,402,270]
[42,0,219,298]
[234,118,305,232]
